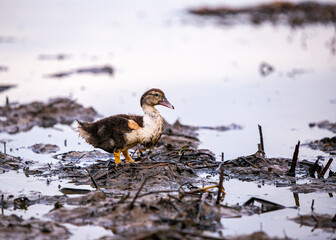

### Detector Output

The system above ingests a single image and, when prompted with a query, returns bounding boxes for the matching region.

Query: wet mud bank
[0,98,99,134]
[189,1,336,26]
[0,98,335,239]
[0,214,71,240]
[46,65,114,79]
[308,121,336,155]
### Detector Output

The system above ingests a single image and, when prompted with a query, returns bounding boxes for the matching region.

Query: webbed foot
[114,150,121,165]
[122,150,135,164]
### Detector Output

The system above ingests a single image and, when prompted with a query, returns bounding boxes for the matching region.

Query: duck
[77,88,174,164]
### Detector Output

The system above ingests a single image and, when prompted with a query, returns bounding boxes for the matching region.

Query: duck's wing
[116,114,144,128]
[94,114,143,137]
[78,114,143,151]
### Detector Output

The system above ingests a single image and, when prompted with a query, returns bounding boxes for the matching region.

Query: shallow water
[0,0,336,239]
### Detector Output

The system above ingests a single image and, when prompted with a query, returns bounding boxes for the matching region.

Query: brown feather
[77,114,144,153]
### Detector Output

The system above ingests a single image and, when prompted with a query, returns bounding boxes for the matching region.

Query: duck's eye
[153,93,159,97]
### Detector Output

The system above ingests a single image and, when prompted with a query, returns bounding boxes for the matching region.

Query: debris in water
[309,120,336,133]
[29,143,60,154]
[287,68,310,78]
[0,36,15,43]
[38,54,70,61]
[243,197,286,214]
[13,196,32,210]
[0,85,15,93]
[0,66,8,72]
[46,65,114,78]
[259,62,274,77]
[59,187,91,195]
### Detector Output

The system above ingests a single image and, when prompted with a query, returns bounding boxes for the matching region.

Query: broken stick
[216,167,225,205]
[288,141,300,177]
[309,159,320,178]
[258,125,265,156]
[318,158,333,179]
[85,168,99,189]
[129,175,151,210]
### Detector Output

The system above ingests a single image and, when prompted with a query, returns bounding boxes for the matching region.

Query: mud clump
[0,98,99,134]
[222,153,290,182]
[189,1,336,26]
[0,214,71,240]
[29,143,60,154]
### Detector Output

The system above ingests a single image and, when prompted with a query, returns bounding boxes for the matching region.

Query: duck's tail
[76,119,91,141]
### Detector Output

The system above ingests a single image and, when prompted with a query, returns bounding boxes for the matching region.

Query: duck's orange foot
[122,150,135,164]
[114,150,121,165]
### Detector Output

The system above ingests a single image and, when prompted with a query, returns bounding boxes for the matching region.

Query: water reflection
[293,192,300,207]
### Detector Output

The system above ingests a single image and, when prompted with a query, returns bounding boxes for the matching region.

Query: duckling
[77,88,174,164]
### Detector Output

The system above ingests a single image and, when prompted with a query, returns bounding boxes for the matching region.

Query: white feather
[125,109,164,147]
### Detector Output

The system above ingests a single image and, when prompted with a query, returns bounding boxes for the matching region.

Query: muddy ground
[0,98,335,239]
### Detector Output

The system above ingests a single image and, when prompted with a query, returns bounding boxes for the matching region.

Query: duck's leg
[122,150,134,163]
[114,150,121,165]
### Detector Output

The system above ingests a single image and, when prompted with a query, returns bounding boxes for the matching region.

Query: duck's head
[140,88,174,109]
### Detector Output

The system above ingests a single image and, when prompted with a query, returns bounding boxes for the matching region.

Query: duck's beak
[159,97,174,109]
